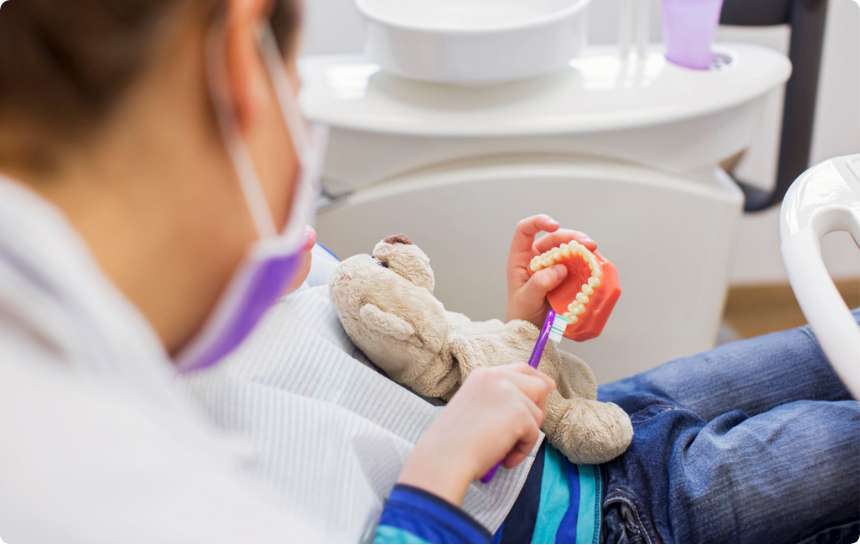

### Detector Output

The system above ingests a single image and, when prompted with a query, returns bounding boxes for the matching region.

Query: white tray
[355,0,591,85]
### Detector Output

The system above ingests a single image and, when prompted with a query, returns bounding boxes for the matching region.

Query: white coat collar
[0,176,181,396]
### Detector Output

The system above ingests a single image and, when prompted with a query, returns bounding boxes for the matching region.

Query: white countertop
[300,44,791,137]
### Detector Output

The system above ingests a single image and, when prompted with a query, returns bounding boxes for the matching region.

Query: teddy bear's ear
[359,303,418,343]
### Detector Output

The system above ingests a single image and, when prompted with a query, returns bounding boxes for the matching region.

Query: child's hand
[398,364,555,505]
[506,215,597,328]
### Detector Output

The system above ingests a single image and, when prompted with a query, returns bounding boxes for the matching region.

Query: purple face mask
[176,25,328,374]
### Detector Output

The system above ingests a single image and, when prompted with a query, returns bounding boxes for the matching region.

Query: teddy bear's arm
[556,351,599,400]
[359,303,417,343]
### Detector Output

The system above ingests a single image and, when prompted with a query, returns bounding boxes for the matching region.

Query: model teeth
[529,240,603,323]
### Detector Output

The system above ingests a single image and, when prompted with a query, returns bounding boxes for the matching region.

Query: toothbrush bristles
[549,315,569,343]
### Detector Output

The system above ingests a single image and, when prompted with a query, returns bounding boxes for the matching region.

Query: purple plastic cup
[662,0,725,70]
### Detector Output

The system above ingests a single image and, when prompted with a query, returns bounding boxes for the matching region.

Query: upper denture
[528,240,621,341]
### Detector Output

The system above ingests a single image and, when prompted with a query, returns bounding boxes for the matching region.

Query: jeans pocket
[629,404,676,425]
[602,493,656,544]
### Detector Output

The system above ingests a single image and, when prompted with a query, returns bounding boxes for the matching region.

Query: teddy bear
[329,234,633,465]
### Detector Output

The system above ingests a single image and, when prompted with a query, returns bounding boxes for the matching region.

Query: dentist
[0,1,552,541]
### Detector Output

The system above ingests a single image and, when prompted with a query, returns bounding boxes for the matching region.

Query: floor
[722,279,860,340]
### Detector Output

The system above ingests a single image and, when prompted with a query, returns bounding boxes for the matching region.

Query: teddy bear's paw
[555,351,599,400]
[409,364,461,400]
[357,303,424,347]
[550,400,633,465]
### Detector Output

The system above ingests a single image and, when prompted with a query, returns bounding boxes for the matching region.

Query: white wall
[301,0,860,284]
[300,0,362,54]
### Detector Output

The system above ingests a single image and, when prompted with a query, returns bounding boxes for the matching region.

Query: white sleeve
[0,360,325,543]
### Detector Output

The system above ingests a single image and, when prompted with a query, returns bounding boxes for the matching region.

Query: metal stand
[720,0,829,212]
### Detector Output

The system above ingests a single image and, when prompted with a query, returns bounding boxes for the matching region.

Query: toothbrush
[480,310,569,484]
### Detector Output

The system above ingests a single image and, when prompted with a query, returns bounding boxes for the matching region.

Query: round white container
[356,0,591,85]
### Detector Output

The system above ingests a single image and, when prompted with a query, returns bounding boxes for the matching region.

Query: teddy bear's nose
[373,257,390,268]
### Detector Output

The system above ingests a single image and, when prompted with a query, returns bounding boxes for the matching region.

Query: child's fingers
[505,364,557,408]
[518,264,567,303]
[502,448,530,469]
[510,215,560,257]
[533,229,597,254]
[515,377,552,418]
[521,392,546,428]
[502,428,541,469]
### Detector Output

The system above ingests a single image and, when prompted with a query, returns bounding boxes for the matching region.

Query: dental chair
[781,155,860,398]
[304,3,792,382]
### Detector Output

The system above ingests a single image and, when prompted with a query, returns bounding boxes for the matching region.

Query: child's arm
[506,215,597,327]
[372,485,493,544]
[375,364,556,543]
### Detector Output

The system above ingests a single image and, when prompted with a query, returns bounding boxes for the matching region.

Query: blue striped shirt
[374,443,603,544]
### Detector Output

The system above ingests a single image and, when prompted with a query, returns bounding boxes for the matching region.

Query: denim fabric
[598,310,860,543]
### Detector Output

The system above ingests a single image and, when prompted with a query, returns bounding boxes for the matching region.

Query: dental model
[529,240,621,341]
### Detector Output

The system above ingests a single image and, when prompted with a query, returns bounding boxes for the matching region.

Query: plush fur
[330,235,633,464]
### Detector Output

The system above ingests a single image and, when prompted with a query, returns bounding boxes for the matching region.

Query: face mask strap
[207,18,325,252]
[177,21,326,374]
[206,21,280,239]
[258,26,310,163]
[256,25,327,249]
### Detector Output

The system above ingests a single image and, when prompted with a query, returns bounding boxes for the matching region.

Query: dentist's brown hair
[0,0,299,171]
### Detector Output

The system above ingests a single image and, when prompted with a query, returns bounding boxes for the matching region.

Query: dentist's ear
[222,0,274,133]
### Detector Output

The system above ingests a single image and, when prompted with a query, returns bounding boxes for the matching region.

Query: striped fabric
[375,526,428,544]
[532,447,602,544]
[497,443,603,544]
[184,285,537,541]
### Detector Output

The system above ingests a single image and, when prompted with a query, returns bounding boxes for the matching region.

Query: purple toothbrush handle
[480,311,556,484]
[480,464,501,484]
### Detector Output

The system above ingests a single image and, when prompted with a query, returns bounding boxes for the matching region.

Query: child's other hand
[398,364,555,505]
[506,215,597,327]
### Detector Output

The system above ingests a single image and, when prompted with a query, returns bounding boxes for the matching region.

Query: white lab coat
[0,178,534,542]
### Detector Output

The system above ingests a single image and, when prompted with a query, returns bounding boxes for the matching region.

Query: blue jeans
[598,311,860,543]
